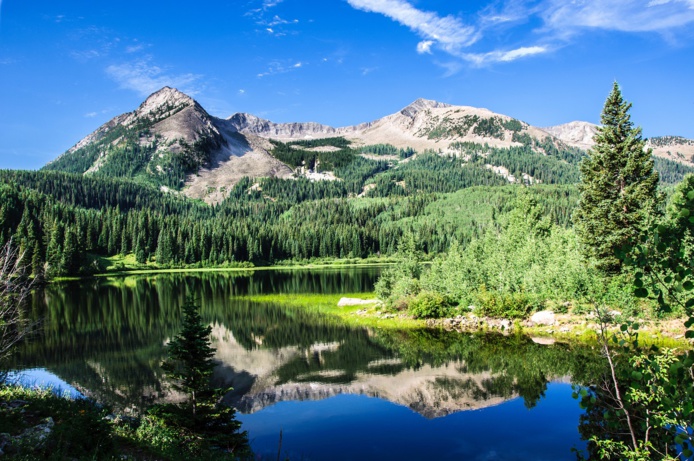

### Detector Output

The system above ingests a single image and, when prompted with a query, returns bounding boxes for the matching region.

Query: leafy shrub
[408,291,455,319]
[475,286,535,319]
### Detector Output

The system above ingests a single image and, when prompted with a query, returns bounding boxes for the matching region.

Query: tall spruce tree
[161,298,215,419]
[158,297,249,456]
[574,82,660,274]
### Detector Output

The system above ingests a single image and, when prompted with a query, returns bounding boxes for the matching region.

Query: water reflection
[14,268,602,420]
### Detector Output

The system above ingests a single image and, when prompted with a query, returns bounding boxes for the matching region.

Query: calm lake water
[12,267,599,460]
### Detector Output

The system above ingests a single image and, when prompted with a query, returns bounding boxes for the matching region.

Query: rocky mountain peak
[400,98,452,118]
[135,86,198,120]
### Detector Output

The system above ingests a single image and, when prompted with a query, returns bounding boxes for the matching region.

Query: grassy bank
[240,292,691,348]
[240,292,424,330]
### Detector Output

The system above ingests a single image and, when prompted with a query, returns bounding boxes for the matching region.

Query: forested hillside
[0,167,583,277]
[3,128,694,278]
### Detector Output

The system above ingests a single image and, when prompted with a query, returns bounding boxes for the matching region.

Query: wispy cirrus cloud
[463,46,549,66]
[106,57,203,96]
[256,60,304,78]
[247,0,299,36]
[539,0,694,34]
[347,0,479,54]
[263,0,283,9]
[347,0,694,69]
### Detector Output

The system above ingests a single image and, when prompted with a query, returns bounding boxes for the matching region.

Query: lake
[11,267,599,460]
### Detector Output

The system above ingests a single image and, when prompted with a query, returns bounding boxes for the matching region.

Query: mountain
[43,87,293,202]
[542,121,599,150]
[543,122,694,168]
[44,87,694,203]
[646,136,694,167]
[229,97,568,155]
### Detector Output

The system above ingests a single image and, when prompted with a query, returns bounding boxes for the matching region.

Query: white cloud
[267,15,298,26]
[106,58,202,96]
[347,0,478,52]
[347,0,694,72]
[463,46,549,66]
[125,44,144,53]
[263,0,283,9]
[257,60,304,77]
[238,89,246,95]
[540,0,694,33]
[85,112,98,118]
[416,40,434,54]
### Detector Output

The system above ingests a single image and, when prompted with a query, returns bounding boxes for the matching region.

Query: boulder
[530,310,556,326]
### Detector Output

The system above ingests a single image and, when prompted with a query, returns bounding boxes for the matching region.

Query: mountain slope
[543,122,694,168]
[542,121,599,150]
[229,98,570,156]
[44,87,694,203]
[43,87,293,198]
[45,87,224,186]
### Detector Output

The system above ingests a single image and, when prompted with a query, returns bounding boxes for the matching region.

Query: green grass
[239,292,425,330]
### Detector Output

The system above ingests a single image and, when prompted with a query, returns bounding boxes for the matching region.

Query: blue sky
[1,0,693,170]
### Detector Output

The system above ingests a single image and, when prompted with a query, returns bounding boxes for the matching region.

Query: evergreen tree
[573,83,660,274]
[161,298,215,419]
[157,297,249,456]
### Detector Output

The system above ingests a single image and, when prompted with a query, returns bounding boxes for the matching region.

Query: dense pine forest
[1,135,693,277]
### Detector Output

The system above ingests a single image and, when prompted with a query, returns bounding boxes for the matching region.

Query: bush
[408,291,455,319]
[475,286,535,319]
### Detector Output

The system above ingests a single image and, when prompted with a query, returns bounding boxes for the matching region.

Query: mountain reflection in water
[13,268,602,420]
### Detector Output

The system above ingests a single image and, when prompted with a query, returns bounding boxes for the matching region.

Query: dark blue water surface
[240,385,584,461]
[13,268,597,460]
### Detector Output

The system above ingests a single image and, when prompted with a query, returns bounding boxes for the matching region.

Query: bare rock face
[398,98,452,118]
[542,121,599,150]
[227,113,339,139]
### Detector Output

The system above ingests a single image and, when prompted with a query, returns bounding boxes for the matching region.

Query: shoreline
[239,293,693,348]
[50,258,396,282]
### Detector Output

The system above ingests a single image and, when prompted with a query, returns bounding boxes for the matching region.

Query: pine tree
[161,298,215,419]
[573,83,660,274]
[158,297,249,455]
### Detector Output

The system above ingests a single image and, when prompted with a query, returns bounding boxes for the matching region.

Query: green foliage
[576,179,694,460]
[485,146,580,184]
[474,286,534,319]
[574,83,661,274]
[375,234,423,307]
[408,291,455,319]
[287,137,351,149]
[158,297,250,457]
[360,144,415,159]
[653,157,694,185]
[161,298,216,415]
[0,385,114,459]
[368,152,508,196]
[375,193,614,319]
